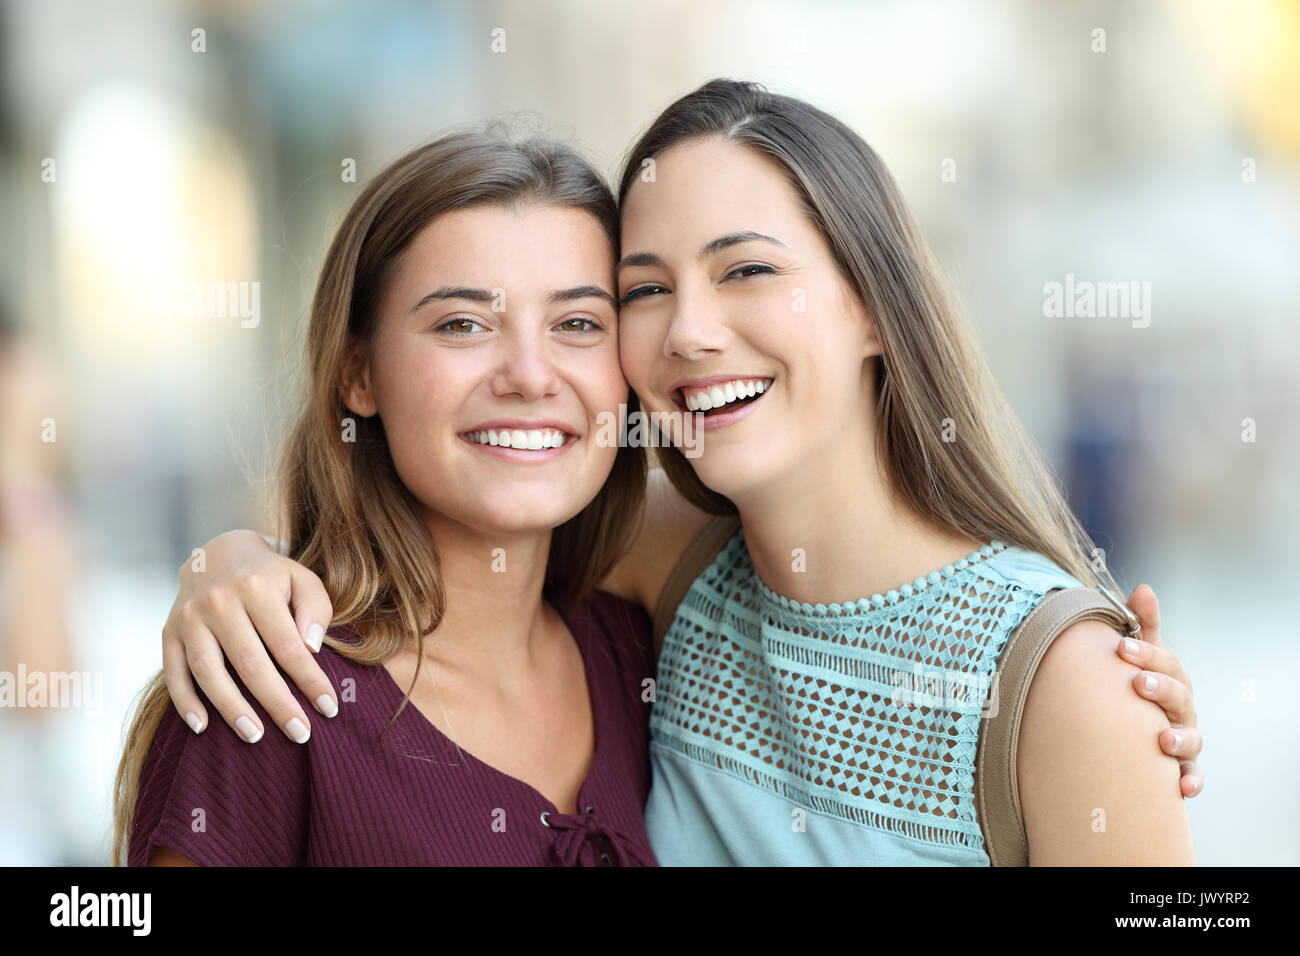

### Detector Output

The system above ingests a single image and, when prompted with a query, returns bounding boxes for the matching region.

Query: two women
[118,80,1202,866]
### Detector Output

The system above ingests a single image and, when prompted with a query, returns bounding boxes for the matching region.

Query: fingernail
[185,712,204,734]
[236,715,263,743]
[1172,732,1183,752]
[1144,673,1158,692]
[306,622,325,653]
[285,717,310,744]
[315,694,338,718]
[1122,638,1140,657]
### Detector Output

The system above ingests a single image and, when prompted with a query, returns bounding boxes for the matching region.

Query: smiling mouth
[676,377,773,416]
[459,427,575,450]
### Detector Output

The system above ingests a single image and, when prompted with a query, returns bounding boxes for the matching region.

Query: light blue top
[645,530,1082,866]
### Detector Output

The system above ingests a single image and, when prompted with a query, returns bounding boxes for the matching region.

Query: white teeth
[465,428,568,449]
[683,378,772,412]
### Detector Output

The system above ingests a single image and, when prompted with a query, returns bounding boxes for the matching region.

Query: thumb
[1127,583,1162,647]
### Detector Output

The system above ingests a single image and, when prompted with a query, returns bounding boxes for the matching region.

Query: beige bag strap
[975,585,1140,866]
[651,515,742,657]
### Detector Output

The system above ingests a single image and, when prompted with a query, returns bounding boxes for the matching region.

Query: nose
[663,281,732,361]
[491,325,563,401]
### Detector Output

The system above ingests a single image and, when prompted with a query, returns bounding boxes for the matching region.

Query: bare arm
[1017,619,1196,865]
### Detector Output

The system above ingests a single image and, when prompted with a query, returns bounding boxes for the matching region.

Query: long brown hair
[619,79,1118,592]
[113,129,647,865]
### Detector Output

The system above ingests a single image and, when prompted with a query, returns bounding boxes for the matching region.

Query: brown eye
[618,284,667,305]
[437,317,483,334]
[725,263,776,280]
[558,317,601,333]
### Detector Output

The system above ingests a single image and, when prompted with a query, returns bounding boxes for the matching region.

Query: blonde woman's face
[617,137,881,501]
[346,203,625,537]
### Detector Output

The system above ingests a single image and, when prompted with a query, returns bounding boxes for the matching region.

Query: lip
[670,377,774,432]
[459,434,576,462]
[459,418,580,436]
[668,373,774,395]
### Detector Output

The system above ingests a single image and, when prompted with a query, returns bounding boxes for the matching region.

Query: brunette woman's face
[344,203,624,537]
[617,137,881,501]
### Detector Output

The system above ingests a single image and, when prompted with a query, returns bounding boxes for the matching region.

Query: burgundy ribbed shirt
[129,590,658,866]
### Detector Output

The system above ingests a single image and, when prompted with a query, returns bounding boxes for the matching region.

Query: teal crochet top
[644,528,1082,866]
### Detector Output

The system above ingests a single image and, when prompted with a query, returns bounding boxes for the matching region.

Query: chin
[686,442,780,502]
[470,491,591,536]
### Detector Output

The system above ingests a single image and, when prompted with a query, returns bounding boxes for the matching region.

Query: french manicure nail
[185,712,204,734]
[1144,673,1158,693]
[285,717,310,744]
[306,622,325,653]
[316,694,338,718]
[1122,638,1140,657]
[236,715,263,743]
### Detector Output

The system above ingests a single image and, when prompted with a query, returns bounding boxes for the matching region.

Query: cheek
[371,348,465,455]
[617,319,661,399]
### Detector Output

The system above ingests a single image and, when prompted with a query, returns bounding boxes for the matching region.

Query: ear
[841,283,883,359]
[861,311,884,359]
[338,337,378,418]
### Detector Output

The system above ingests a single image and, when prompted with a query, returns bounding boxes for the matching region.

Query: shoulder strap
[651,515,742,657]
[975,586,1138,866]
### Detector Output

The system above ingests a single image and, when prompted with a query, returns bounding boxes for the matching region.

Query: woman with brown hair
[144,81,1204,865]
[114,130,656,866]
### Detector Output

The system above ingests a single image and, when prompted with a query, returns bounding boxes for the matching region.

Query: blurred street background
[1,0,1296,865]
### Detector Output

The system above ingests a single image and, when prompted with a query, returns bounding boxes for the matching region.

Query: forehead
[394,203,614,290]
[620,138,805,243]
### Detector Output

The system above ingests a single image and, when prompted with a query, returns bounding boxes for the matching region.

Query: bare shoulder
[1016,619,1195,865]
[598,467,714,612]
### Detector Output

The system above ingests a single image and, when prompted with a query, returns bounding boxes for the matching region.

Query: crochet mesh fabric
[650,530,1051,852]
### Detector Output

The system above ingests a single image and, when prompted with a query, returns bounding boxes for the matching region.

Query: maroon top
[129,590,658,866]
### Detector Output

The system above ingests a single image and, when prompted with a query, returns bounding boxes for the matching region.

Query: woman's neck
[416,513,557,679]
[733,442,983,607]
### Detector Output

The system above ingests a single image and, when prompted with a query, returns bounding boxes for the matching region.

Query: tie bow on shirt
[542,806,654,867]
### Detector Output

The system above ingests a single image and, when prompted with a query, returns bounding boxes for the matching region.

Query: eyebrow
[409,284,616,313]
[616,231,786,274]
